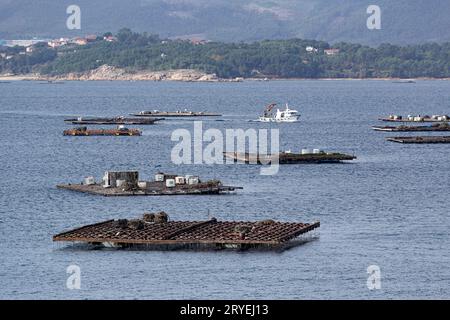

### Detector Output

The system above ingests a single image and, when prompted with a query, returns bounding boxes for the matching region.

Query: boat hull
[257,117,299,123]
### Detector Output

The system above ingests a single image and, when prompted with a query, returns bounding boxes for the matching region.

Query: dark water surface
[0,80,449,299]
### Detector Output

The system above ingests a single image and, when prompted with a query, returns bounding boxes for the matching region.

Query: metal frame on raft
[53,215,320,251]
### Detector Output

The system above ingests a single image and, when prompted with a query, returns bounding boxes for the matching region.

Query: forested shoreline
[1,29,450,79]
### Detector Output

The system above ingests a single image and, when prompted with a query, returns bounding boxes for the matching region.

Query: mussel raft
[64,116,163,125]
[57,171,242,196]
[63,126,141,136]
[372,123,450,132]
[223,150,356,164]
[53,212,320,251]
[131,110,222,117]
[386,136,450,144]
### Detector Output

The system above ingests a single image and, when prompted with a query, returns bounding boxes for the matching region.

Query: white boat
[258,103,300,122]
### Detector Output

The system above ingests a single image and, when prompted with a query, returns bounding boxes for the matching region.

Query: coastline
[1,71,449,82]
[245,77,450,81]
[0,74,40,81]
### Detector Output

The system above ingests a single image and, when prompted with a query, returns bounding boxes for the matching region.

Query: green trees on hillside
[1,29,450,78]
[0,45,56,74]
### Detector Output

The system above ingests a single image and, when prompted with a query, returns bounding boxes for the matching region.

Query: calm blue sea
[0,80,449,299]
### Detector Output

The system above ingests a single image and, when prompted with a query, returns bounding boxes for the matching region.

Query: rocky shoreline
[1,65,449,82]
[0,65,239,82]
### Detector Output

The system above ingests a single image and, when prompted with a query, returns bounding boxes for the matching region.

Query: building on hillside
[73,38,88,45]
[85,35,98,42]
[48,39,68,48]
[104,35,117,42]
[324,48,340,56]
[306,46,318,53]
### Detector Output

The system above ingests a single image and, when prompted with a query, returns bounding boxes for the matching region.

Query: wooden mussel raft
[53,212,320,251]
[63,126,141,136]
[131,110,222,117]
[386,136,450,144]
[223,149,356,164]
[57,171,243,196]
[379,114,450,123]
[372,123,450,132]
[64,116,163,125]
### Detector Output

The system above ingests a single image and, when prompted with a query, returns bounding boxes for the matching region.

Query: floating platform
[379,115,449,123]
[64,117,163,125]
[386,136,450,144]
[392,80,415,84]
[131,110,222,117]
[372,123,450,132]
[223,151,356,164]
[53,213,320,251]
[57,171,242,196]
[63,126,141,136]
[57,182,241,196]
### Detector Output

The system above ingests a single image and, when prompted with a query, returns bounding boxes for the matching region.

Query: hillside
[2,29,450,79]
[1,0,450,45]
